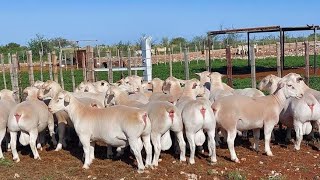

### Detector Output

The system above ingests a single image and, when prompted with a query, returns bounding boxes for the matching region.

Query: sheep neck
[170,85,183,97]
[210,81,224,92]
[181,87,197,100]
[271,88,287,110]
[114,91,130,105]
[66,96,85,125]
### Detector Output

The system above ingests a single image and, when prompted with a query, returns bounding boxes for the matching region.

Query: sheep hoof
[13,157,20,163]
[189,159,195,165]
[294,146,300,151]
[266,152,274,156]
[82,164,90,169]
[37,143,42,150]
[180,156,186,162]
[232,158,240,163]
[55,144,63,151]
[137,169,144,174]
[35,156,41,160]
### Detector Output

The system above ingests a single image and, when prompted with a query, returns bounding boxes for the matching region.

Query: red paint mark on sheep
[308,104,314,113]
[142,113,147,129]
[14,114,21,122]
[200,107,206,119]
[169,110,174,121]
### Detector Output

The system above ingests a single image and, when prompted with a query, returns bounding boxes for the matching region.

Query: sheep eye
[58,97,63,100]
[287,84,292,87]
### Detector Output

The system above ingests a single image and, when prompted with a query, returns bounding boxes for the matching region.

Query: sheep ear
[195,72,201,76]
[192,83,197,89]
[64,94,70,107]
[277,80,285,89]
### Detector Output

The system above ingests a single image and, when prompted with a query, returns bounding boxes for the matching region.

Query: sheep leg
[151,133,161,167]
[6,133,11,151]
[55,122,67,151]
[264,124,274,156]
[79,135,91,169]
[47,115,56,145]
[174,131,186,162]
[36,131,45,151]
[106,146,113,158]
[141,134,152,168]
[89,142,95,164]
[186,132,196,164]
[128,138,145,173]
[30,129,40,160]
[285,127,292,143]
[253,129,260,152]
[207,130,217,163]
[0,129,6,158]
[10,131,19,162]
[227,130,239,163]
[116,147,124,157]
[294,121,303,151]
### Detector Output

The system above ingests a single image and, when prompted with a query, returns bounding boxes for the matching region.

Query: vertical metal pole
[280,29,284,77]
[184,47,189,80]
[141,36,152,81]
[314,28,317,74]
[249,44,256,88]
[281,30,285,76]
[305,41,310,85]
[247,32,250,67]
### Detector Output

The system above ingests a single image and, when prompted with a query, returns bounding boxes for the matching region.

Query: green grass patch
[0,158,13,167]
[226,170,246,180]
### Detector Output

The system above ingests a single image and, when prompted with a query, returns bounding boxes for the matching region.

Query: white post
[141,36,152,81]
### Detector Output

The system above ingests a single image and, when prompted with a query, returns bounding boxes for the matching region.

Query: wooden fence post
[0,54,6,89]
[86,46,94,82]
[8,53,14,89]
[39,51,43,81]
[26,50,34,85]
[59,49,64,89]
[164,47,167,65]
[70,52,76,91]
[184,47,189,80]
[249,45,256,88]
[82,51,87,82]
[108,52,113,83]
[295,40,298,56]
[205,47,209,71]
[52,51,58,83]
[48,52,53,80]
[127,47,132,76]
[169,48,173,77]
[305,41,310,85]
[276,42,281,77]
[133,50,137,76]
[11,54,20,102]
[226,46,233,87]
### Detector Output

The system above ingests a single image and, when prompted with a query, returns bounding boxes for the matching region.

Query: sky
[0,0,319,46]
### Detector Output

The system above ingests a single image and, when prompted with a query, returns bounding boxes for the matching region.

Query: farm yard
[0,52,320,179]
[2,1,320,180]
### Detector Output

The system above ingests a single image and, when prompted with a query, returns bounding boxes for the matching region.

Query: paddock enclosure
[1,26,320,179]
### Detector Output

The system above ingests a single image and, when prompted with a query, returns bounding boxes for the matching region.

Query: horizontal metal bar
[94,67,146,72]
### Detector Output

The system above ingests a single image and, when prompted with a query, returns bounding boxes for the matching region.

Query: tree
[50,37,76,48]
[170,37,187,47]
[160,37,170,47]
[28,34,53,56]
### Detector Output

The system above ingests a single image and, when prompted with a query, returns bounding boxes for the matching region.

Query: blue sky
[0,0,319,46]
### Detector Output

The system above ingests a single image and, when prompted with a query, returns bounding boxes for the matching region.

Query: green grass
[1,55,320,93]
[0,158,14,167]
[226,170,246,180]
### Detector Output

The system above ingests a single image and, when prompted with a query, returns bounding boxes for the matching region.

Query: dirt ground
[0,132,320,180]
[1,61,320,180]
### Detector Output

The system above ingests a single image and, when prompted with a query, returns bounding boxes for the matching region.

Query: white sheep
[211,76,304,163]
[8,87,55,162]
[48,91,153,172]
[0,89,17,158]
